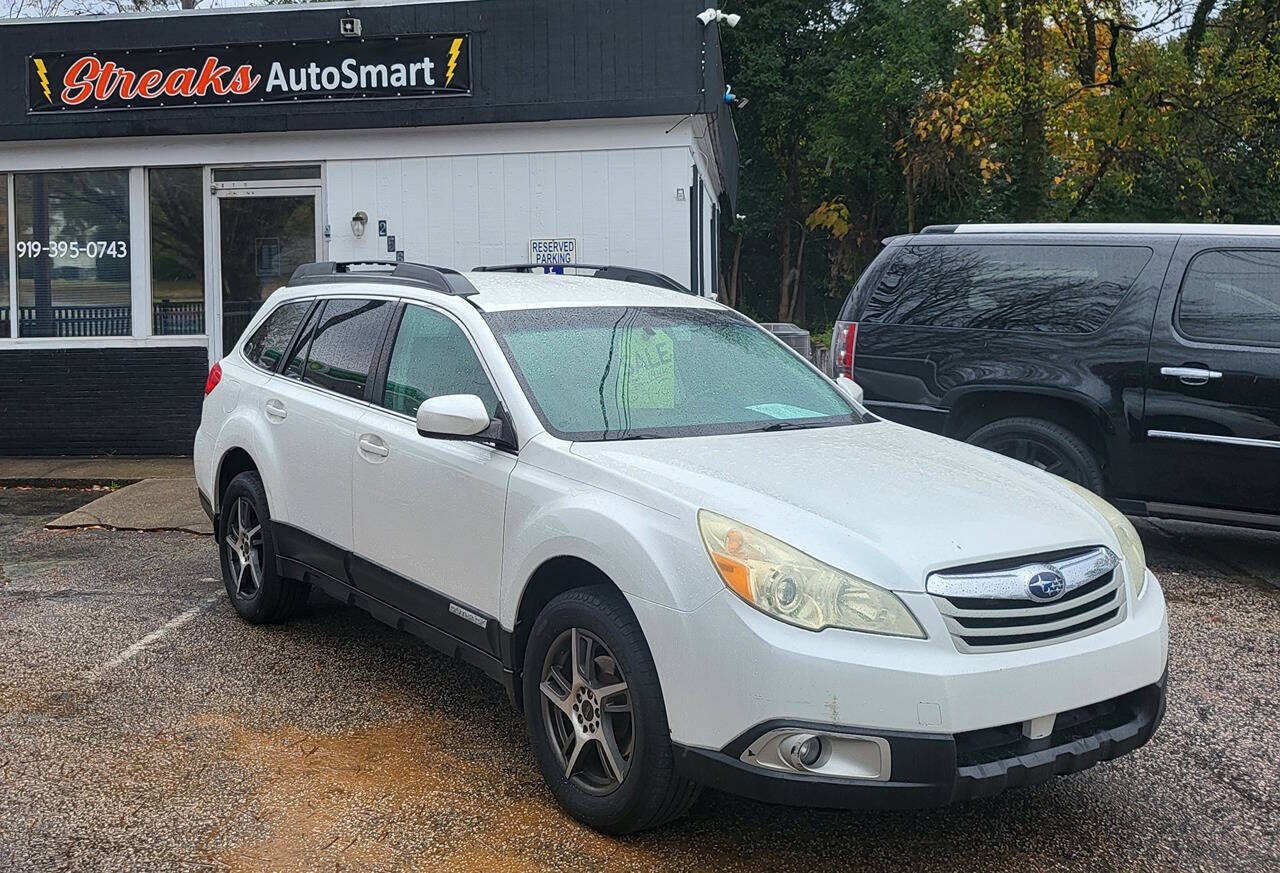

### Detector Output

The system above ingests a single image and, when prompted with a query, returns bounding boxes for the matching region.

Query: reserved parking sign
[530,238,577,266]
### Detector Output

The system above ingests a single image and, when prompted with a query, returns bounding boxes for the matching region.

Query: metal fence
[2,302,211,337]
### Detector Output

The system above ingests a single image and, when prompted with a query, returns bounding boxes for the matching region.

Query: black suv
[833,224,1280,530]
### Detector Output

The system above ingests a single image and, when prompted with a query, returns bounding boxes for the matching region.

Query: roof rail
[472,263,692,295]
[919,224,958,234]
[289,261,479,296]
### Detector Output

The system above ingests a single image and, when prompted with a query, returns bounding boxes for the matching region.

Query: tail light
[204,361,223,396]
[833,321,858,378]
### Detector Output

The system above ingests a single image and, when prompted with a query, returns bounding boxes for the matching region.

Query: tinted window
[243,301,309,372]
[1178,250,1280,346]
[487,306,864,441]
[861,244,1152,333]
[301,298,392,399]
[382,305,499,417]
[283,301,323,379]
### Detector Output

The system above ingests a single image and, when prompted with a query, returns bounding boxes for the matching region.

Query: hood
[568,421,1117,593]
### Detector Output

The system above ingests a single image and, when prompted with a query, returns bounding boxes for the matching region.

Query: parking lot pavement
[1,488,1277,872]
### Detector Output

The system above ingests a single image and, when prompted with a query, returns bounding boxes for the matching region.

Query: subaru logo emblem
[1026,569,1066,602]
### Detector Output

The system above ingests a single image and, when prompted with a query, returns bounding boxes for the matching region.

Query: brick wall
[0,347,206,456]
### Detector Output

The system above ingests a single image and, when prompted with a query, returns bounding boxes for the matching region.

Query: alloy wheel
[224,497,264,600]
[539,627,634,794]
[986,435,1083,485]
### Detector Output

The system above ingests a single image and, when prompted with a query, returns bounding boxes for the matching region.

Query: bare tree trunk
[725,233,744,309]
[776,220,793,322]
[1015,1,1047,221]
[787,225,808,324]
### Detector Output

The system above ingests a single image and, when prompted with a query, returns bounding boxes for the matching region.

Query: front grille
[927,547,1127,653]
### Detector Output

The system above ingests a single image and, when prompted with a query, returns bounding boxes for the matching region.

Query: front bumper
[672,673,1166,809]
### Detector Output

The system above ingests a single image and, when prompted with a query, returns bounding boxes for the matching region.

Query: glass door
[214,190,320,355]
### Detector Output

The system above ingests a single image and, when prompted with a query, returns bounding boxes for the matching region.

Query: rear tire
[523,586,700,834]
[967,416,1105,493]
[218,471,309,624]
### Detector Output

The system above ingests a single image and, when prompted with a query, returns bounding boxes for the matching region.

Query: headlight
[697,510,925,638]
[1063,483,1148,599]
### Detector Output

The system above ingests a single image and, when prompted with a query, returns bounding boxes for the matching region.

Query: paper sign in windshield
[619,329,676,409]
[748,403,824,420]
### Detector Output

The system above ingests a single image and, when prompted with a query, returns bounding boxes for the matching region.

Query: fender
[499,487,720,632]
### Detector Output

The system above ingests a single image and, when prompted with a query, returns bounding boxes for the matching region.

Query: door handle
[1160,366,1222,386]
[358,434,389,458]
[264,398,287,421]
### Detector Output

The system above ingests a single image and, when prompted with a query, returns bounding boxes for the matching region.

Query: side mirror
[416,394,492,438]
[835,375,865,406]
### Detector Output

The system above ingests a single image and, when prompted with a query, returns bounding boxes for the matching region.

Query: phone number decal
[16,240,129,259]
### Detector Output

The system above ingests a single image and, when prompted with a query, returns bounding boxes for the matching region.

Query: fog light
[741,728,891,781]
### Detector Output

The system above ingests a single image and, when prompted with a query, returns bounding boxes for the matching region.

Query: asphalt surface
[1,487,1277,872]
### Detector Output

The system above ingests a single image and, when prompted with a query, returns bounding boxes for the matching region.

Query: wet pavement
[1,486,1277,871]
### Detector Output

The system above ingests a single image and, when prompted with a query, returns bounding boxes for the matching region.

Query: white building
[0,0,738,454]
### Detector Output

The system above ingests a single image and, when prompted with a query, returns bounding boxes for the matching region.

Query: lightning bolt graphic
[33,58,51,103]
[445,37,462,87]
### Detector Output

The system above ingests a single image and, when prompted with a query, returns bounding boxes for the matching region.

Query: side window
[1178,250,1280,347]
[243,301,309,372]
[861,244,1152,333]
[381,305,499,417]
[301,298,393,400]
[283,301,323,379]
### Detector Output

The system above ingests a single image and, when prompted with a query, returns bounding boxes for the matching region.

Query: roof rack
[472,263,692,294]
[289,261,479,296]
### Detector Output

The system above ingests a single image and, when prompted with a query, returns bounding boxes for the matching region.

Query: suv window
[243,301,309,371]
[861,243,1152,333]
[1178,249,1280,346]
[282,301,323,380]
[300,298,393,400]
[382,305,499,417]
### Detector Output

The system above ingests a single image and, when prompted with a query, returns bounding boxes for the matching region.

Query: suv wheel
[218,471,309,623]
[967,416,1105,493]
[523,587,700,834]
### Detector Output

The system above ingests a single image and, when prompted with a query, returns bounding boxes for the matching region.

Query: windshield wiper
[611,432,666,441]
[749,421,818,433]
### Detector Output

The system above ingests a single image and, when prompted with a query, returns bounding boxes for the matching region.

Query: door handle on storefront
[264,398,287,422]
[1160,366,1222,386]
[358,434,389,458]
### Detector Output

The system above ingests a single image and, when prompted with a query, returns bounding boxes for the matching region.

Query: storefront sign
[530,238,577,266]
[28,34,471,113]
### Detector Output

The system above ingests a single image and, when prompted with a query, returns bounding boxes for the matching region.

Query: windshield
[485,306,870,441]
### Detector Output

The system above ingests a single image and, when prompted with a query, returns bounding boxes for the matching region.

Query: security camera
[722,13,741,27]
[697,8,741,28]
[696,8,718,26]
[339,17,362,37]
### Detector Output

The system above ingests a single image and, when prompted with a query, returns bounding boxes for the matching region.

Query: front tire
[218,471,309,624]
[523,586,699,834]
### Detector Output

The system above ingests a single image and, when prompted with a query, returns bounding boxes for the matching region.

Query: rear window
[297,298,393,400]
[1177,249,1280,347]
[243,301,309,372]
[859,243,1152,333]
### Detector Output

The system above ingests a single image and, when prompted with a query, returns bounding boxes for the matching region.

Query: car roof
[923,222,1280,237]
[272,270,724,313]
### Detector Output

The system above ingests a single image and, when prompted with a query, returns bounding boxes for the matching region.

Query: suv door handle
[358,434,389,459]
[1161,366,1223,386]
[264,398,287,421]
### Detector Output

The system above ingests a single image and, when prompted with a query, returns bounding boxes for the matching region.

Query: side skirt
[272,521,517,702]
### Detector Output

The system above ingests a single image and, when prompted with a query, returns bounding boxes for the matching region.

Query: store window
[15,170,131,338]
[150,167,205,335]
[1,175,9,338]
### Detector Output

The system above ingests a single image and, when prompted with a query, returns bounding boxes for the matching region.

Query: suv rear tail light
[833,321,858,378]
[204,362,223,396]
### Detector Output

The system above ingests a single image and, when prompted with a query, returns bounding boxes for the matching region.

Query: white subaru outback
[194,261,1168,834]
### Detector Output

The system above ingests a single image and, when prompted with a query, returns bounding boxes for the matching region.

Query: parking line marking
[85,593,222,681]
